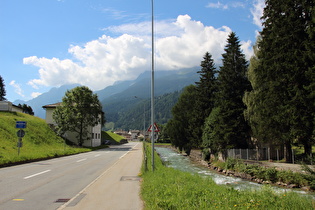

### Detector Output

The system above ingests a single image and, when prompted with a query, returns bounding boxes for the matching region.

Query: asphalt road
[0,142,140,210]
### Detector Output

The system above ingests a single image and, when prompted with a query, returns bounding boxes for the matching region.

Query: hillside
[0,112,89,166]
[15,68,199,119]
[108,91,182,130]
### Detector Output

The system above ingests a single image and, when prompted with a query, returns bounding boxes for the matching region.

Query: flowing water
[155,147,314,197]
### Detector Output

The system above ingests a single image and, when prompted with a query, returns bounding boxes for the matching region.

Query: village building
[114,130,131,141]
[0,101,23,113]
[42,102,102,147]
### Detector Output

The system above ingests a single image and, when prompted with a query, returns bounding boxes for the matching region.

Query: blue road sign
[16,121,27,129]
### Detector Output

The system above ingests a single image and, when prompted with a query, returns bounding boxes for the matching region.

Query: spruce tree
[192,52,218,147]
[212,32,251,150]
[195,52,218,118]
[0,75,6,101]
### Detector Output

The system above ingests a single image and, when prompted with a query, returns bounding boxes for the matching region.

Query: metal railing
[227,148,286,162]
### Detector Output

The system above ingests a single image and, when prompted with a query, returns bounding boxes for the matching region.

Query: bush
[264,167,278,182]
[202,148,210,161]
[225,157,238,169]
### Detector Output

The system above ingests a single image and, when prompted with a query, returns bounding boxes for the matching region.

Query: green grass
[141,143,315,210]
[0,112,90,166]
[102,131,125,143]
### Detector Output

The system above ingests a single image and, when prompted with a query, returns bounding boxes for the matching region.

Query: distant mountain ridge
[14,67,200,122]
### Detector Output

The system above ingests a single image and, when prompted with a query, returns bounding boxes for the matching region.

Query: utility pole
[151,0,155,171]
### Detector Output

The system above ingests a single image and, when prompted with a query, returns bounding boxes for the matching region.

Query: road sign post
[16,121,27,129]
[16,121,26,155]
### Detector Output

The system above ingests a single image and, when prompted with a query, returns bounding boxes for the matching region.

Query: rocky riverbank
[189,149,314,191]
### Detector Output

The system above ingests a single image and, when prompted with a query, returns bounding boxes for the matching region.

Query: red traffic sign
[147,123,160,132]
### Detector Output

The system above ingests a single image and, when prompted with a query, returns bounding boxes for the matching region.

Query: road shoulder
[59,142,143,210]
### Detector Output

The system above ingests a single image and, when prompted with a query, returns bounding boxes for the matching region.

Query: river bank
[143,144,315,209]
[156,145,314,192]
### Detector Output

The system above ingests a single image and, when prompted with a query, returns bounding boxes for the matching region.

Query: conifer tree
[195,52,218,118]
[0,75,6,101]
[192,52,218,147]
[206,32,251,151]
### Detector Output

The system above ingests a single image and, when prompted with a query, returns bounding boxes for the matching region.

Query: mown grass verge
[141,143,315,209]
[0,112,93,167]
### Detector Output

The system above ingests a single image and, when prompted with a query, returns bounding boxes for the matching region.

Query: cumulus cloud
[240,40,253,61]
[251,0,265,29]
[9,80,25,97]
[23,15,252,91]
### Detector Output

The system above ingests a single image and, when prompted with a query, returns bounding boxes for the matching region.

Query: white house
[129,130,140,141]
[42,102,102,147]
[0,101,23,113]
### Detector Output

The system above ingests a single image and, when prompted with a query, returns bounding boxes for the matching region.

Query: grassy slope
[0,112,90,166]
[102,131,125,144]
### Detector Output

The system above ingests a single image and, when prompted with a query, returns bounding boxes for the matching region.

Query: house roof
[42,102,62,109]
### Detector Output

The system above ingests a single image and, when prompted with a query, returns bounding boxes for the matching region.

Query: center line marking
[24,170,51,179]
[76,158,87,163]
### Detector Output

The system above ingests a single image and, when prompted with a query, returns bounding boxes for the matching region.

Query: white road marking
[76,158,87,163]
[24,170,51,179]
[94,154,101,157]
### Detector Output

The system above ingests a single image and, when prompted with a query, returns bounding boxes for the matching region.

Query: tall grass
[141,143,315,209]
[0,112,90,166]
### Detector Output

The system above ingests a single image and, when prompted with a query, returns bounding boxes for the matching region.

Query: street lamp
[150,0,155,171]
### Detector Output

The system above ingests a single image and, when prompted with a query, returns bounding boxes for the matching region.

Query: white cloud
[240,40,253,60]
[207,2,228,9]
[31,92,42,98]
[206,1,245,10]
[9,80,25,97]
[251,0,265,29]
[104,19,183,38]
[23,15,253,91]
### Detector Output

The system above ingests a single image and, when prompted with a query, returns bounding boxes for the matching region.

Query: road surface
[0,142,143,210]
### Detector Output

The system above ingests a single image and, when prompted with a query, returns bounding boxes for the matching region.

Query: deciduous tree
[166,85,198,154]
[53,86,104,146]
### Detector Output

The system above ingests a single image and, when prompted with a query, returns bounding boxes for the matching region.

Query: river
[155,147,314,197]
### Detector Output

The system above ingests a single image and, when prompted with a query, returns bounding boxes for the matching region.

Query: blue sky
[0,0,265,102]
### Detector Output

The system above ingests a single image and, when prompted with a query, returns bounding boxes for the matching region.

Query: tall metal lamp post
[150,0,155,171]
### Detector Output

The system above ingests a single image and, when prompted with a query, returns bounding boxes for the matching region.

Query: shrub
[264,167,278,182]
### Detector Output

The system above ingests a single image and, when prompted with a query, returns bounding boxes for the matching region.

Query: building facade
[43,102,102,147]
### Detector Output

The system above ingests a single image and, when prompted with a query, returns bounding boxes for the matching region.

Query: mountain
[100,67,200,129]
[15,67,200,126]
[14,84,81,119]
[99,67,199,102]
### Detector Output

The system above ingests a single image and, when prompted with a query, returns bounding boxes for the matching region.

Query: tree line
[165,0,314,162]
